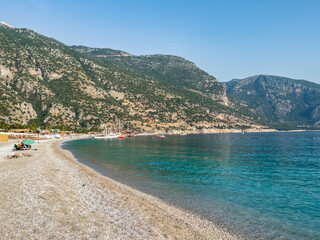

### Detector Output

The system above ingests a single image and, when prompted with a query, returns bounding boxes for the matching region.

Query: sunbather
[7,154,20,159]
[22,153,32,157]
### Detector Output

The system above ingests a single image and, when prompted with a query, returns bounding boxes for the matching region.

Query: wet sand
[0,139,242,239]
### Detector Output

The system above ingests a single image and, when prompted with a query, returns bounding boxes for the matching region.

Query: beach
[0,139,241,240]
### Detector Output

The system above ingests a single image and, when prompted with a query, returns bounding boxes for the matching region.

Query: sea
[62,131,320,240]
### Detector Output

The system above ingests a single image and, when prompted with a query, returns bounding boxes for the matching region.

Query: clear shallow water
[63,132,320,239]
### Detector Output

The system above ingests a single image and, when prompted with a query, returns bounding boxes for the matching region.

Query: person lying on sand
[6,153,32,159]
[7,154,20,159]
[22,153,32,157]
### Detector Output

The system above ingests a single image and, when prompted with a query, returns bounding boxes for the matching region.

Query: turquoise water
[63,132,320,239]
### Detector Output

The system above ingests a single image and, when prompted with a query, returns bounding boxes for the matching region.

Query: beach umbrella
[23,139,35,145]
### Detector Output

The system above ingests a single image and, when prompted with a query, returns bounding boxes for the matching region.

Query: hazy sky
[1,0,320,83]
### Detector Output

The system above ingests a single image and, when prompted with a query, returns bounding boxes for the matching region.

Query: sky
[1,0,320,83]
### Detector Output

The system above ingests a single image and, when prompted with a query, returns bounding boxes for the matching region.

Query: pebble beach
[0,139,241,239]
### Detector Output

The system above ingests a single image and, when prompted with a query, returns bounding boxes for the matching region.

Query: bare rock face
[48,72,63,81]
[0,21,13,28]
[28,68,42,79]
[81,85,107,99]
[8,102,37,125]
[0,65,14,79]
[109,90,124,100]
[44,104,76,126]
[311,105,320,120]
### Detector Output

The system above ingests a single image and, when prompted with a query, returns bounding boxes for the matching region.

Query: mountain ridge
[0,21,13,28]
[0,24,262,132]
[70,46,226,102]
[223,75,320,128]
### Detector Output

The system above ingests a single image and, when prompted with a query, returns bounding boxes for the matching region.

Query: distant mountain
[223,75,320,128]
[0,24,262,131]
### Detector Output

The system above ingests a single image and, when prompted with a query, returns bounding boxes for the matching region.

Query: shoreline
[138,128,320,136]
[0,139,242,239]
[137,127,278,136]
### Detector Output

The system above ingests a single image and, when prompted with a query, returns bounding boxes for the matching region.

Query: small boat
[118,136,125,139]
[180,133,186,136]
[157,134,165,138]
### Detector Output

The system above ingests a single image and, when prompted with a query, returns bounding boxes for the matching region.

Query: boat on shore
[94,133,118,139]
[157,134,165,138]
[95,120,124,139]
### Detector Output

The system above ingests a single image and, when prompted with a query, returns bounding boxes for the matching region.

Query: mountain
[0,24,262,132]
[70,46,225,101]
[0,21,13,28]
[223,75,320,128]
